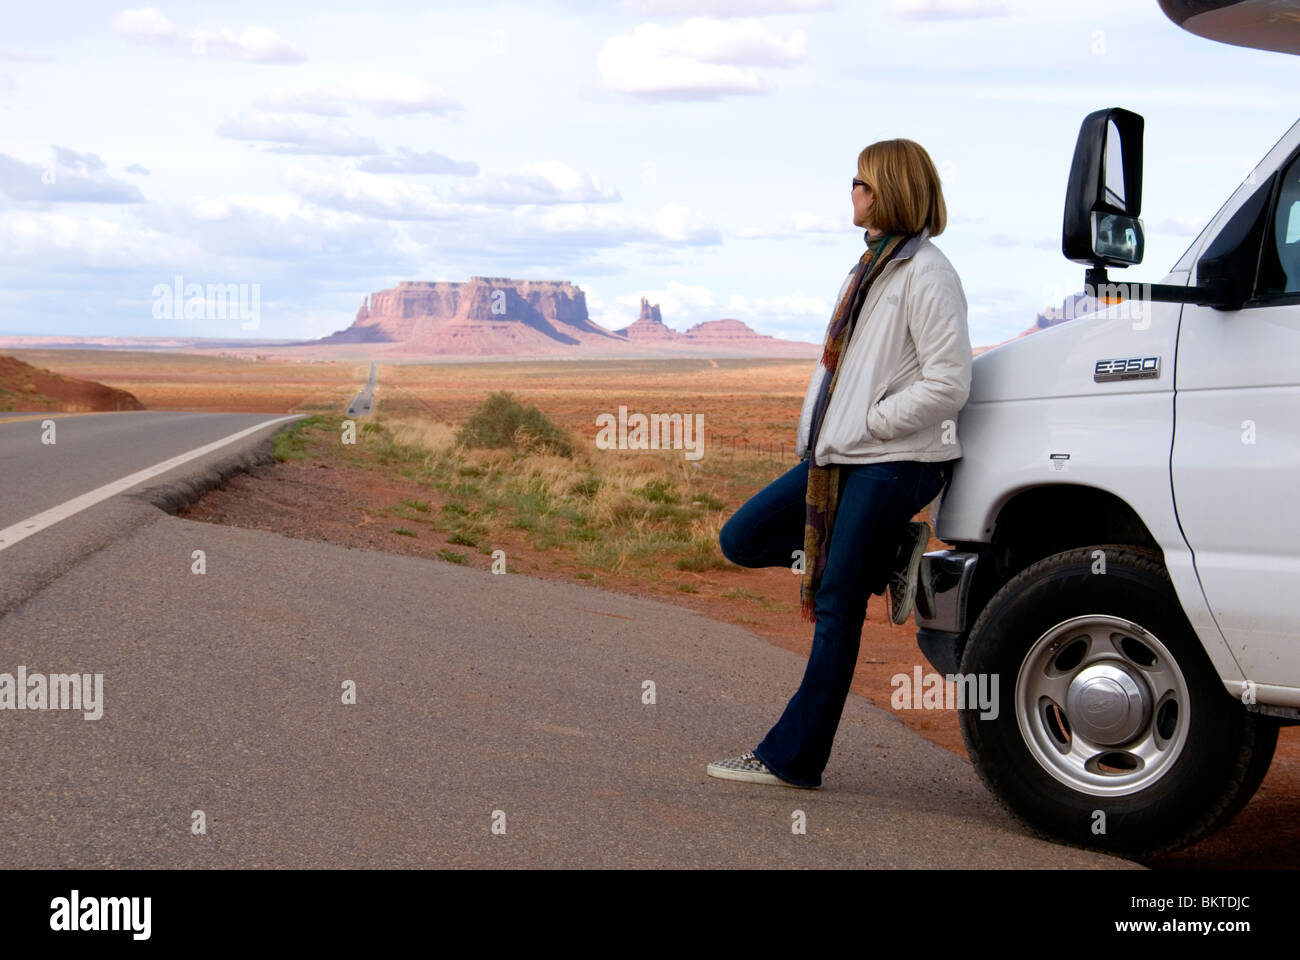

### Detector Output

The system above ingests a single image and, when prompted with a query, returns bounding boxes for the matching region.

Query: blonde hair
[857,139,946,237]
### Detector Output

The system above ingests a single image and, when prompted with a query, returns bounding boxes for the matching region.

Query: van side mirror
[1059,106,1231,309]
[1063,107,1146,268]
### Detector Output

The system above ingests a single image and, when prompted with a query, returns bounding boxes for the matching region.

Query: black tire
[958,544,1278,858]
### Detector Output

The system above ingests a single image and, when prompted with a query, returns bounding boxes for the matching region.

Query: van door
[1172,148,1300,687]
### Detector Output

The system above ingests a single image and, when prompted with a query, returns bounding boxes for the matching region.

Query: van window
[1258,151,1300,296]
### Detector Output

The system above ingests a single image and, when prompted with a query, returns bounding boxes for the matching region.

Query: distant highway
[345,361,377,417]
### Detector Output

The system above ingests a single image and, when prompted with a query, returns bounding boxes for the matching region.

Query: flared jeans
[718,456,953,787]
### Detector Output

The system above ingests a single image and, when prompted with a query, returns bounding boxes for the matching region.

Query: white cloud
[0,149,145,203]
[623,0,834,14]
[283,165,479,220]
[281,162,624,219]
[404,201,723,259]
[113,7,174,39]
[216,115,381,156]
[142,191,422,269]
[357,149,479,176]
[259,73,462,117]
[598,18,806,100]
[890,0,1011,19]
[444,161,621,204]
[521,204,642,243]
[113,8,306,63]
[0,209,192,268]
[616,280,717,326]
[653,202,719,241]
[724,290,830,319]
[193,25,305,63]
[186,193,312,222]
[523,202,722,245]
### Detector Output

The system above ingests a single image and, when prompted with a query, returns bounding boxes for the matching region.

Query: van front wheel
[958,545,1277,858]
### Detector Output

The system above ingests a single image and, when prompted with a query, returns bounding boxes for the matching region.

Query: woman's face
[852,175,875,233]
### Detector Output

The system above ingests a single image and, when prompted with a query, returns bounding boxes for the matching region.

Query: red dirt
[0,354,145,413]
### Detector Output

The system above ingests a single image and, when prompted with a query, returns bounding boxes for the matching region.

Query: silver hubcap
[1015,614,1190,796]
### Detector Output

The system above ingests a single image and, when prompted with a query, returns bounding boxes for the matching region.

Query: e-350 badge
[1094,356,1160,382]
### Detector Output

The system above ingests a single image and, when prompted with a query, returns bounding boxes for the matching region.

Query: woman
[708,138,972,789]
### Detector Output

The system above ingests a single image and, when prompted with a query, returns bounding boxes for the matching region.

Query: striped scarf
[800,230,911,622]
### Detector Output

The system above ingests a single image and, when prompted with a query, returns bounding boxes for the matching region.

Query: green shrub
[455,390,574,457]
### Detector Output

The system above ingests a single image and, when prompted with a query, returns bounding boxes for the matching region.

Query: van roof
[1160,0,1300,54]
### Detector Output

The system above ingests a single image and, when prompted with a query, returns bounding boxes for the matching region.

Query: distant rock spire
[620,297,678,339]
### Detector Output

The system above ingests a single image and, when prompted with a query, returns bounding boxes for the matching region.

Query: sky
[2,0,1300,347]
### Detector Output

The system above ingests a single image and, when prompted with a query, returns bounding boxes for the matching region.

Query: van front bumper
[914,550,979,676]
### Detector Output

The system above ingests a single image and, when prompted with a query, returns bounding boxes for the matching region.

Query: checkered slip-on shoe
[887,521,932,626]
[707,752,812,788]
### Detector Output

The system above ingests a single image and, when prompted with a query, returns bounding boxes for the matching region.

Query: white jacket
[795,227,972,464]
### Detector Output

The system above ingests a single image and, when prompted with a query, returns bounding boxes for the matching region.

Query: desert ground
[7,347,1297,868]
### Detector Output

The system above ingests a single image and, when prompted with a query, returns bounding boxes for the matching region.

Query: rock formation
[318,277,627,354]
[684,318,768,341]
[617,297,681,341]
[314,278,822,358]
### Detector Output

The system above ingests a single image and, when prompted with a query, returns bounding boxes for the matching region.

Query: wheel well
[993,483,1160,571]
[951,484,1164,649]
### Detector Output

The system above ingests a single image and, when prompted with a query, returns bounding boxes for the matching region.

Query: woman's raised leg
[717,458,810,570]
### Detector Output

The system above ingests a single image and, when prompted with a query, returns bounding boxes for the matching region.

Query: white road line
[0,415,302,553]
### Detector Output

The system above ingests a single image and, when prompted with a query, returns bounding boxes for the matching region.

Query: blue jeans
[717,457,954,787]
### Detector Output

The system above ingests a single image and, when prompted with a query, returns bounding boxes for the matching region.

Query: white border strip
[0,415,302,553]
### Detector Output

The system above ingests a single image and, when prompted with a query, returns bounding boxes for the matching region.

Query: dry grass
[383,417,461,457]
[283,406,769,584]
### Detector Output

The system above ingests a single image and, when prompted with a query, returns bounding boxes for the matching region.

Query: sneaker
[707,752,814,788]
[887,520,931,625]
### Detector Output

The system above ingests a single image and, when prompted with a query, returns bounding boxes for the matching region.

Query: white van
[915,0,1300,856]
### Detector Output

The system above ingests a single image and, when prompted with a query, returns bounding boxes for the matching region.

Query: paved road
[0,411,1135,868]
[345,362,377,417]
[0,411,299,616]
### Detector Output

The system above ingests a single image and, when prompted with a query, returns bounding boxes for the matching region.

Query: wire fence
[705,431,798,461]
